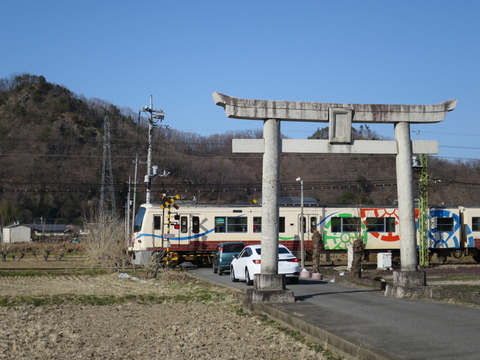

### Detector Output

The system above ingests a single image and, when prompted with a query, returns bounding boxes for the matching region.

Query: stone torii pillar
[213,92,456,301]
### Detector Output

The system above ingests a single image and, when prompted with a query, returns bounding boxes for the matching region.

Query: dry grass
[81,212,128,270]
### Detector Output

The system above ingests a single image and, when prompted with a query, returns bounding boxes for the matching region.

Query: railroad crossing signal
[160,194,181,248]
[160,194,180,210]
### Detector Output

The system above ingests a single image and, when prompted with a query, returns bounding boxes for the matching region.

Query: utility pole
[125,176,131,247]
[296,177,305,270]
[131,153,139,234]
[140,96,167,204]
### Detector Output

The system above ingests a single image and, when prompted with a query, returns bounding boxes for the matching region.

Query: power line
[3,177,478,194]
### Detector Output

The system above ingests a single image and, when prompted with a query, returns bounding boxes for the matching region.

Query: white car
[230,244,300,285]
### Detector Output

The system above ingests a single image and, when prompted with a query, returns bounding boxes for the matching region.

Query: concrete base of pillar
[393,270,426,287]
[244,274,295,304]
[385,270,429,299]
[245,289,296,304]
[254,273,286,291]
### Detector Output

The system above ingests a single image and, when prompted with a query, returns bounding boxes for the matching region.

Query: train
[128,199,480,266]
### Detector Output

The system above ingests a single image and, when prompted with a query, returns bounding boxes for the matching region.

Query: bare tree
[82,211,127,270]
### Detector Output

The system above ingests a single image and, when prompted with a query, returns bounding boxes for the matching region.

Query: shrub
[81,211,128,270]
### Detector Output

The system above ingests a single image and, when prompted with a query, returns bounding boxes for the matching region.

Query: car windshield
[222,244,244,253]
[255,247,290,255]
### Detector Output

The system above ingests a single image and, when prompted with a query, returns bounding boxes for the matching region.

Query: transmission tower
[100,114,116,215]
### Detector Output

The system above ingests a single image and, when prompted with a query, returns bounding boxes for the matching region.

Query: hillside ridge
[0,73,479,225]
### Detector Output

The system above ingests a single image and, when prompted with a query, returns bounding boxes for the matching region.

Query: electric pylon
[100,114,116,215]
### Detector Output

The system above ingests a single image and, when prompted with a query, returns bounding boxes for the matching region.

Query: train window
[301,216,306,233]
[252,217,285,233]
[472,217,480,231]
[253,217,261,232]
[279,217,285,233]
[153,215,161,230]
[215,217,226,233]
[436,217,454,232]
[331,218,341,232]
[310,217,317,232]
[215,217,247,233]
[180,216,188,233]
[134,207,146,232]
[227,217,247,232]
[386,217,396,232]
[331,217,361,232]
[192,216,200,233]
[366,217,396,233]
[343,217,361,232]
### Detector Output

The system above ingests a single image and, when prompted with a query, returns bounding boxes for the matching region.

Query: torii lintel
[213,92,457,124]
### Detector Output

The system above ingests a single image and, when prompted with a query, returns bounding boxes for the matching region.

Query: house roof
[26,224,67,232]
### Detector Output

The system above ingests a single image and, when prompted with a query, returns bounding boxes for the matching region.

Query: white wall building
[2,225,32,243]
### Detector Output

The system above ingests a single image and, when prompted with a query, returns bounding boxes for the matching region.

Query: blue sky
[1,0,478,161]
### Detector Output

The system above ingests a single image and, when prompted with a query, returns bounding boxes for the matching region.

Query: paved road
[190,266,480,360]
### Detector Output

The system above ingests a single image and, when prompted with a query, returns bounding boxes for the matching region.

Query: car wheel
[218,266,223,276]
[245,268,253,286]
[213,262,217,274]
[230,266,239,282]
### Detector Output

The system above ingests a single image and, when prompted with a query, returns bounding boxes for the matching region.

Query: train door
[298,212,319,240]
[459,207,480,263]
[152,213,163,248]
[460,207,480,249]
[176,213,202,244]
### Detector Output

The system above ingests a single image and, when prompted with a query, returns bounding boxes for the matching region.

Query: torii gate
[213,92,456,302]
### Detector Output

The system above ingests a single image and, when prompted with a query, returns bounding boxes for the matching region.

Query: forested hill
[0,74,479,225]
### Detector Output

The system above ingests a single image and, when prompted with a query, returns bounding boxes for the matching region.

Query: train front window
[133,207,146,232]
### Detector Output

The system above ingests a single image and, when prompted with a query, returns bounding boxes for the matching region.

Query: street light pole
[296,177,305,270]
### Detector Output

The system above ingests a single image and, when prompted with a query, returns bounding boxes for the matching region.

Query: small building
[27,224,73,241]
[2,224,32,243]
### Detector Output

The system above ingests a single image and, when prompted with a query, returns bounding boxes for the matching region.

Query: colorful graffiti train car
[129,202,480,265]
